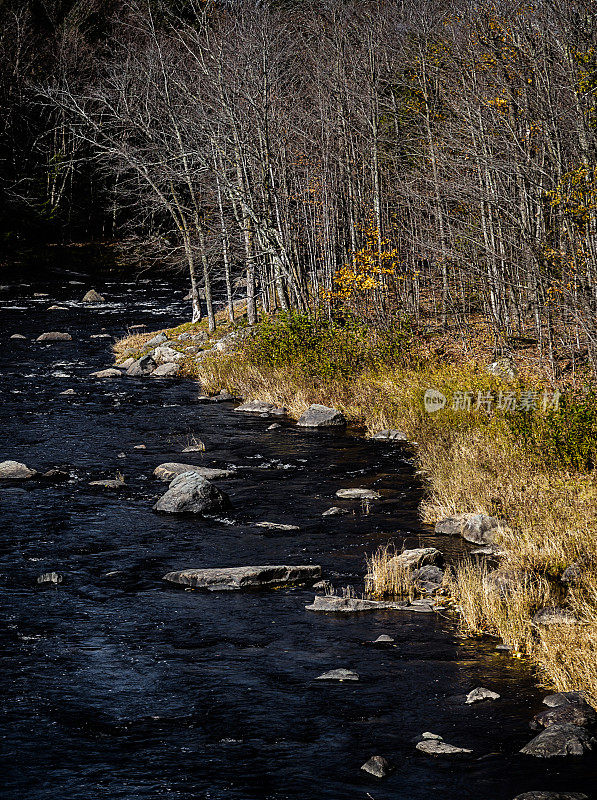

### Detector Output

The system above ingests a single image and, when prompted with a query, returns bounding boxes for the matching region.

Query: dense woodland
[2,0,597,373]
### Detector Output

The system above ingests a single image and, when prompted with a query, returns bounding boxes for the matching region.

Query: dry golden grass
[365,545,418,600]
[120,314,597,702]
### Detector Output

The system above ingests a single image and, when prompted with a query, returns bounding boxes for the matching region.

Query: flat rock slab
[296,404,346,428]
[315,669,359,681]
[335,488,381,500]
[306,595,405,613]
[36,332,72,341]
[163,564,321,591]
[531,703,596,730]
[520,724,596,758]
[0,460,37,479]
[416,740,472,756]
[90,369,122,379]
[466,687,500,704]
[254,521,299,531]
[154,472,231,515]
[235,401,286,415]
[322,506,348,516]
[154,463,235,482]
[360,756,391,778]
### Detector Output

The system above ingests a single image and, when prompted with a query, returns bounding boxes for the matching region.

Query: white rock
[335,488,381,500]
[0,460,37,479]
[315,669,359,681]
[465,687,501,704]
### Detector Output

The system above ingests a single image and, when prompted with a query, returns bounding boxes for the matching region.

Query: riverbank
[115,311,597,706]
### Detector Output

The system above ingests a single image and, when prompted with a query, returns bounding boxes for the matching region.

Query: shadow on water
[0,275,594,799]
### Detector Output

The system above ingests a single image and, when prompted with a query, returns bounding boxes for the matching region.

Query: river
[0,274,593,799]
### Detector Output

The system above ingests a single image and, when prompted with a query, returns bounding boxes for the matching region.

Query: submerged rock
[163,563,321,590]
[36,331,72,342]
[89,478,125,489]
[81,289,105,303]
[371,429,408,441]
[520,724,596,757]
[335,488,381,500]
[315,669,359,681]
[531,703,597,731]
[154,472,231,515]
[296,404,346,428]
[153,463,235,482]
[360,755,392,778]
[465,687,501,704]
[513,794,589,800]
[0,460,36,479]
[306,594,405,613]
[254,521,299,531]
[48,305,68,311]
[90,368,122,379]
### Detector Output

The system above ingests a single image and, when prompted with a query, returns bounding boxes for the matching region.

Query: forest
[2,0,597,378]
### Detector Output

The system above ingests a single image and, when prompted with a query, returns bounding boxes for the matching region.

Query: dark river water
[0,275,594,800]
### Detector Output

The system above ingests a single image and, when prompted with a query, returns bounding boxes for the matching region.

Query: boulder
[296,404,346,428]
[81,289,105,303]
[520,725,596,757]
[532,607,578,626]
[153,472,231,514]
[335,488,381,500]
[543,692,590,709]
[163,563,321,590]
[90,368,122,379]
[37,572,62,584]
[235,401,286,416]
[465,687,501,704]
[306,594,405,613]
[416,739,472,755]
[0,460,36,479]
[150,363,180,378]
[486,356,517,381]
[254,521,299,531]
[145,332,168,348]
[322,506,349,516]
[513,794,589,800]
[360,756,391,778]
[153,463,235,482]
[152,345,183,363]
[412,564,445,593]
[483,568,532,598]
[126,354,156,376]
[119,357,135,369]
[435,516,465,535]
[531,703,596,731]
[36,331,72,342]
[315,669,359,681]
[371,430,408,441]
[390,547,444,570]
[462,514,500,545]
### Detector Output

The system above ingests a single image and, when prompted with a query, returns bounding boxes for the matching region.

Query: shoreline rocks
[296,404,346,428]
[163,564,321,591]
[520,724,596,758]
[305,594,406,613]
[235,400,286,416]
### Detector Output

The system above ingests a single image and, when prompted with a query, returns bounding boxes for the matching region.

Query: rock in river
[235,400,286,416]
[154,462,235,482]
[543,692,590,708]
[90,368,122,379]
[163,564,321,590]
[81,289,105,303]
[0,460,37,479]
[360,756,392,778]
[322,506,348,516]
[36,331,72,342]
[335,487,381,500]
[296,404,346,428]
[513,794,589,800]
[531,703,596,731]
[416,738,472,756]
[465,687,500,704]
[37,572,62,585]
[520,724,596,758]
[89,478,125,489]
[126,354,156,376]
[254,521,299,531]
[154,472,231,515]
[305,594,405,612]
[315,669,359,681]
